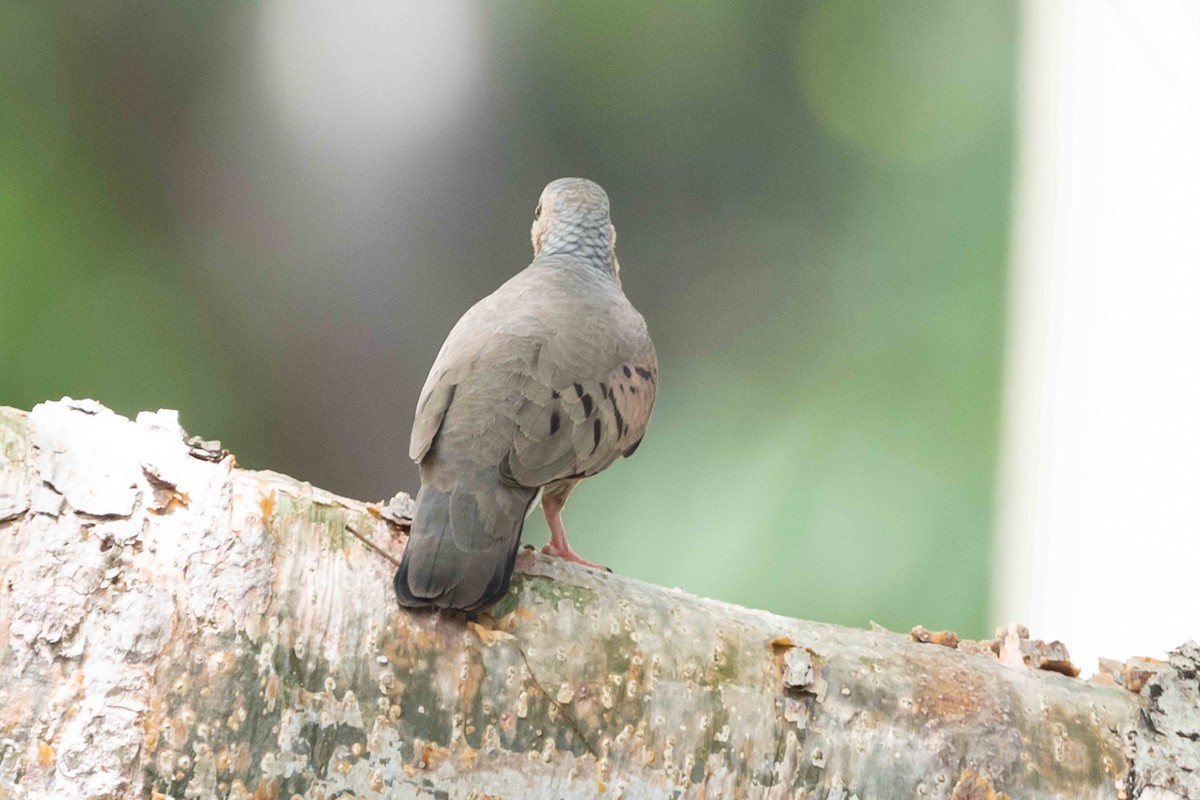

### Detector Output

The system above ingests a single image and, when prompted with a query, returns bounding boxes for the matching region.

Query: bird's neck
[538,223,618,281]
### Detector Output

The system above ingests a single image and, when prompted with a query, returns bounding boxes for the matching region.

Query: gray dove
[394,177,658,614]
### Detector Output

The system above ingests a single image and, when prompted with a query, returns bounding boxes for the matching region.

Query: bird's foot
[540,543,609,571]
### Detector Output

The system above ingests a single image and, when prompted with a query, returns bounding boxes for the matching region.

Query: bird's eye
[534,203,542,220]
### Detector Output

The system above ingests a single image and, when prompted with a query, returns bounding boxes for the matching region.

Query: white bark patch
[30,399,142,518]
[8,511,109,664]
[171,464,264,635]
[53,695,144,800]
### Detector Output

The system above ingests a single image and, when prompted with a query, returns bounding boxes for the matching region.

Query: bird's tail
[394,476,536,614]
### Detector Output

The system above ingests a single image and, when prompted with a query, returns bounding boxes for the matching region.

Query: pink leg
[540,493,607,570]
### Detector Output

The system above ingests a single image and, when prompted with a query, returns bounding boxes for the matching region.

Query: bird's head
[531,177,620,284]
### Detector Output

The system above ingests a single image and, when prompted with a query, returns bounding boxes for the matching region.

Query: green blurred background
[0,2,1014,637]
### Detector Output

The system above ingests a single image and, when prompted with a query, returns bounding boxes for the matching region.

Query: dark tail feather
[394,483,534,614]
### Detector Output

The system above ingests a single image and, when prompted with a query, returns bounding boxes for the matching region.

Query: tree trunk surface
[0,400,1195,799]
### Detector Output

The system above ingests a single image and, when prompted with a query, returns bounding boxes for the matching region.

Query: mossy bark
[0,400,1194,799]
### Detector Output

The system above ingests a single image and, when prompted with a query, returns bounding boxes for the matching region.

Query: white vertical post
[997,0,1200,671]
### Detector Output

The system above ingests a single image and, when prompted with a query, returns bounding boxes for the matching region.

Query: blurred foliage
[0,1,1014,636]
[0,4,263,459]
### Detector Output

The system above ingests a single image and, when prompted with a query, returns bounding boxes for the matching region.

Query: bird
[394,177,658,614]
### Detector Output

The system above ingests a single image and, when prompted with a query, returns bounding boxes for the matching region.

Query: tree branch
[0,400,1194,799]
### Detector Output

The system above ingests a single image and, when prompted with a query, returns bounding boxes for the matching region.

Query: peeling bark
[0,399,1195,799]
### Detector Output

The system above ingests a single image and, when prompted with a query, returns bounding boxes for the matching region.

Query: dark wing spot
[624,437,643,457]
[599,381,609,398]
[573,382,585,398]
[591,417,602,454]
[550,411,561,435]
[551,389,560,399]
[635,367,652,379]
[619,384,626,394]
[630,386,638,395]
[622,365,632,378]
[609,394,625,436]
[581,394,594,416]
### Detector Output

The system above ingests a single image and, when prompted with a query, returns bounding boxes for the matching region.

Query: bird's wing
[409,300,497,463]
[501,330,657,489]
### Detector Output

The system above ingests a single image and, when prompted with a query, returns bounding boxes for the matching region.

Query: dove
[394,177,657,614]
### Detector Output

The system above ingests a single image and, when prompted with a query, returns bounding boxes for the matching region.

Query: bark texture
[0,399,1195,799]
